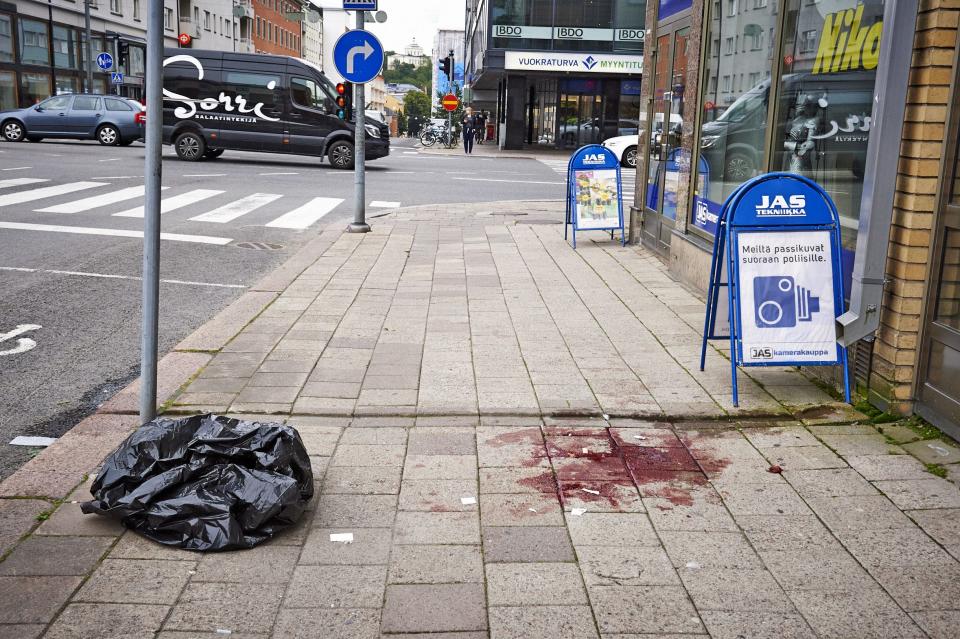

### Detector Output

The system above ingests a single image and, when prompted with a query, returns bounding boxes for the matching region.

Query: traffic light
[335,82,353,120]
[439,55,453,81]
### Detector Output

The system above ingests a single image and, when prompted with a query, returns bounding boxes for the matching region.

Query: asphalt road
[0,137,569,480]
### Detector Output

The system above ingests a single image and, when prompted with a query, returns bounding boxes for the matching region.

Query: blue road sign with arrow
[333,29,384,84]
[96,52,113,71]
[343,0,378,9]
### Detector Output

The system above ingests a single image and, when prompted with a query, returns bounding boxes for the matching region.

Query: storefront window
[55,76,81,95]
[0,15,13,63]
[19,19,49,66]
[129,45,146,76]
[614,0,646,52]
[19,72,51,105]
[54,26,80,69]
[774,0,883,274]
[690,0,777,235]
[618,79,642,134]
[0,71,16,111]
[491,0,554,50]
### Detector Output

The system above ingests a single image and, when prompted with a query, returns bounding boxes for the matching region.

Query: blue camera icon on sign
[753,276,820,328]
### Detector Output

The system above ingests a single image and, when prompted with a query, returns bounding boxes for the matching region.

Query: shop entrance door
[917,66,960,437]
[641,24,690,253]
[557,83,604,149]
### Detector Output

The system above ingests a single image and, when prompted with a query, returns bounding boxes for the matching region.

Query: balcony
[233,0,254,21]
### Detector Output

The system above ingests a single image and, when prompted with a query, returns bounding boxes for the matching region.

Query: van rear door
[217,69,285,152]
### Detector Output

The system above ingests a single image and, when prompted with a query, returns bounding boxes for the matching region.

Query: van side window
[224,71,280,111]
[291,77,333,113]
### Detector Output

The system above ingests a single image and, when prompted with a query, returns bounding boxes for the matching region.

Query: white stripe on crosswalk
[0,221,232,245]
[35,185,169,214]
[113,189,223,218]
[189,193,283,224]
[0,178,48,189]
[265,197,342,230]
[0,182,104,207]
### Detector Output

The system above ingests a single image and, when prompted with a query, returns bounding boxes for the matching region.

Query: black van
[162,49,388,168]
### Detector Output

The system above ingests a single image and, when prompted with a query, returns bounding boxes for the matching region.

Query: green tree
[384,62,432,93]
[403,90,431,136]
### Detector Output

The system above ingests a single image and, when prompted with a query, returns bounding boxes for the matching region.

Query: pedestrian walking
[462,107,477,154]
[476,111,487,145]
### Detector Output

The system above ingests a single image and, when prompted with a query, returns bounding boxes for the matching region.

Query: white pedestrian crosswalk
[114,189,224,218]
[0,180,359,233]
[189,193,284,224]
[0,182,104,207]
[265,197,341,230]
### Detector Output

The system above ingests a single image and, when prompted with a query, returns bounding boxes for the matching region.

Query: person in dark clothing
[475,111,487,144]
[462,107,477,154]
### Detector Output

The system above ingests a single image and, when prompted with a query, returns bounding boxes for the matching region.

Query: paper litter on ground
[329,533,354,543]
[460,496,477,505]
[582,488,600,495]
[570,508,587,516]
[9,436,57,447]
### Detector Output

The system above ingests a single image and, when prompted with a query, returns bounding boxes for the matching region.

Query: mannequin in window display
[783,92,827,176]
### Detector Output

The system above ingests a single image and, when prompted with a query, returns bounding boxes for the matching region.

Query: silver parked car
[1,94,144,146]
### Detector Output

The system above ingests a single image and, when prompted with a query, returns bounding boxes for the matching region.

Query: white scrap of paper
[215,630,232,635]
[633,435,647,441]
[9,436,56,447]
[582,448,589,454]
[330,533,354,544]
[571,508,587,516]
[528,508,538,513]
[686,561,701,570]
[582,488,600,495]
[460,496,477,505]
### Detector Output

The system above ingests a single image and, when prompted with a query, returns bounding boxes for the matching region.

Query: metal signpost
[333,12,385,234]
[140,0,164,422]
[700,173,851,407]
[565,145,626,249]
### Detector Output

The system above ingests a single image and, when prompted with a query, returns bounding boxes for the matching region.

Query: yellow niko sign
[813,2,883,74]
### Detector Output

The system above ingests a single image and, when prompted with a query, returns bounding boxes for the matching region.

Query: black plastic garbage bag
[82,414,313,551]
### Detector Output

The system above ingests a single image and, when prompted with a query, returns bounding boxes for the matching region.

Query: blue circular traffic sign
[96,52,114,71]
[333,29,384,84]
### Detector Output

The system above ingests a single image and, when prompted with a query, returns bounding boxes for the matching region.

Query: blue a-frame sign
[701,172,851,407]
[565,145,626,248]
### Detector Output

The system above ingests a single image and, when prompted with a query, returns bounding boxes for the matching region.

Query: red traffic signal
[335,82,353,120]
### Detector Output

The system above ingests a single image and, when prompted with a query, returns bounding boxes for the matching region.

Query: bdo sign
[701,172,850,406]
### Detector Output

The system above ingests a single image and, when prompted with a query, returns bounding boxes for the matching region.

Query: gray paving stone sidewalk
[3,202,960,638]
[171,201,840,419]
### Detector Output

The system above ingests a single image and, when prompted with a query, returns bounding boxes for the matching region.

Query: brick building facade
[252,0,303,57]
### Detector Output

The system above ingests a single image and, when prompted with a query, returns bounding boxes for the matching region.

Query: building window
[0,15,12,63]
[204,11,211,30]
[165,7,173,28]
[725,37,734,54]
[754,0,767,7]
[53,26,80,70]
[745,24,762,50]
[713,0,720,16]
[110,0,122,14]
[721,75,731,92]
[133,0,141,20]
[800,29,818,52]
[19,19,50,66]
[256,17,261,37]
[709,75,717,93]
[727,0,737,15]
[194,6,199,24]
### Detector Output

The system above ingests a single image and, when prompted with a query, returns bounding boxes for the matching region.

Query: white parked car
[602,135,640,168]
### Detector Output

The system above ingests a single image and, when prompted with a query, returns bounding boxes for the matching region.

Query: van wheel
[204,148,224,159]
[725,153,754,182]
[175,131,206,161]
[328,140,354,170]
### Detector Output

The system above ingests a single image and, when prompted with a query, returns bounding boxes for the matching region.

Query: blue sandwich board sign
[565,144,626,249]
[700,172,850,407]
[333,29,385,84]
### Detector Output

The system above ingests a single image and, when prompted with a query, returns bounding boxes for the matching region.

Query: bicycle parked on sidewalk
[418,122,459,149]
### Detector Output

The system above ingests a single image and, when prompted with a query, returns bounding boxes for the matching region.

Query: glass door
[641,24,691,252]
[918,88,960,435]
[558,80,605,149]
